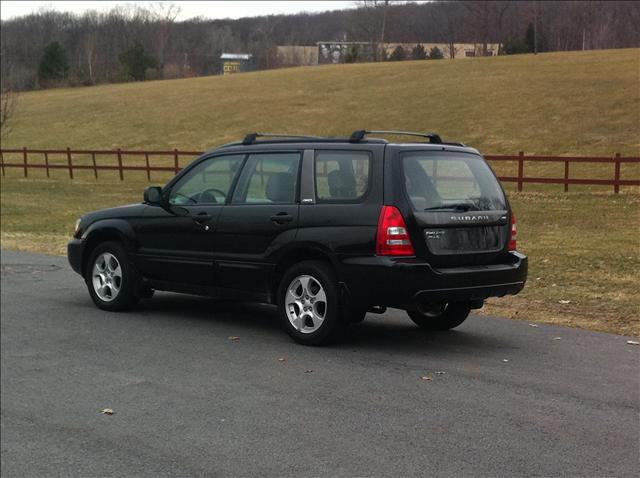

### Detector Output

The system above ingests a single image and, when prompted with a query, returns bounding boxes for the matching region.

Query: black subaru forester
[68,130,527,345]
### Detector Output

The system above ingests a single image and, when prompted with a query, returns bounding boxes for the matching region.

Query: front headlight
[73,218,82,238]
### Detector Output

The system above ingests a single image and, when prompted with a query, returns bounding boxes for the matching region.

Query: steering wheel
[197,188,227,204]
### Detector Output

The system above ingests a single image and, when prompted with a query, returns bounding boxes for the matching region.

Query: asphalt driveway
[1,249,638,477]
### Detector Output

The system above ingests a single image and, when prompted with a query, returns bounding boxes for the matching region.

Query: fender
[80,219,139,274]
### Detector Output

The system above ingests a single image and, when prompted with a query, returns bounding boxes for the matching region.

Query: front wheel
[85,241,140,311]
[278,261,346,346]
[407,302,471,331]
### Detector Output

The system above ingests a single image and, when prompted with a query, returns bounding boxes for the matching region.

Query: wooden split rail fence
[0,148,638,193]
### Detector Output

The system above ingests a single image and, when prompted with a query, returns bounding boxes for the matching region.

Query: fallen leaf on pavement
[101,408,114,415]
[228,336,240,341]
[626,340,639,345]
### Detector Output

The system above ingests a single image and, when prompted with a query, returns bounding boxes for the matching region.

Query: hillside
[2,49,639,156]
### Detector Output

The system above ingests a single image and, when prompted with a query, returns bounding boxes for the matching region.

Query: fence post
[44,152,50,178]
[564,160,569,192]
[145,153,151,181]
[517,151,524,192]
[613,153,621,194]
[173,149,179,174]
[91,153,98,179]
[0,150,5,177]
[66,147,73,179]
[117,149,124,181]
[23,147,28,177]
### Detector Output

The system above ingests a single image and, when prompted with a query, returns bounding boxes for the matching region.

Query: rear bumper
[67,239,85,275]
[340,251,527,308]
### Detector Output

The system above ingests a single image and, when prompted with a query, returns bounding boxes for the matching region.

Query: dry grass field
[2,48,639,155]
[1,49,639,335]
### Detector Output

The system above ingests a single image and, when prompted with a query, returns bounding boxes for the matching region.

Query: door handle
[193,212,212,224]
[270,212,293,224]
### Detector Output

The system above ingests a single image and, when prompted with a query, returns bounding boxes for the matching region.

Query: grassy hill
[2,48,639,155]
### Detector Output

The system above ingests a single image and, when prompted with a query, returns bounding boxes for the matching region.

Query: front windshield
[402,152,506,211]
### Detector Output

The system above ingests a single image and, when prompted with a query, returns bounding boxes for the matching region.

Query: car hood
[81,203,148,224]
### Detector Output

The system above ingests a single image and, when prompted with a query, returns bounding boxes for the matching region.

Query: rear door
[296,146,383,259]
[214,151,302,292]
[388,146,510,267]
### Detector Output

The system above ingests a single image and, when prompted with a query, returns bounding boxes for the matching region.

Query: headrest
[266,172,295,203]
[328,170,357,198]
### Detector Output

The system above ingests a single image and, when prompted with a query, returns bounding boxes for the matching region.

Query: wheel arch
[270,244,340,304]
[81,220,137,277]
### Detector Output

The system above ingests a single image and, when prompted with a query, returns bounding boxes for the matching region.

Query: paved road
[1,249,638,477]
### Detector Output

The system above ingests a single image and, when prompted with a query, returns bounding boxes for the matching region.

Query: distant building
[276,42,501,67]
[220,53,254,75]
[276,46,319,68]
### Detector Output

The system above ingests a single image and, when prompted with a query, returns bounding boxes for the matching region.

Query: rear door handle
[270,212,293,224]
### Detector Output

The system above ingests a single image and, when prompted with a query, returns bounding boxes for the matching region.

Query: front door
[214,152,301,293]
[135,154,245,287]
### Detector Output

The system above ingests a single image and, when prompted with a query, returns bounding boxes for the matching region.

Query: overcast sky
[0,1,360,20]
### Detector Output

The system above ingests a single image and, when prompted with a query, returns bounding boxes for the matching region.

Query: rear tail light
[376,206,415,256]
[508,213,517,251]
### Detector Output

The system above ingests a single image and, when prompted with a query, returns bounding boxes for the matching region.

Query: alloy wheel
[92,252,122,302]
[284,274,327,334]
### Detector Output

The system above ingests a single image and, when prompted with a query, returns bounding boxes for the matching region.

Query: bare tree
[0,89,18,138]
[149,2,182,68]
[354,0,391,60]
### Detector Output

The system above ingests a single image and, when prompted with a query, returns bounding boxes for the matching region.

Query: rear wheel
[407,302,471,331]
[85,241,139,311]
[278,261,346,345]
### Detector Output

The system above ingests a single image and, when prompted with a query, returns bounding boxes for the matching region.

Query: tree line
[1,0,638,92]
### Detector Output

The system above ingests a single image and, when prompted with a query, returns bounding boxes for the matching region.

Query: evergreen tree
[119,43,158,81]
[345,45,359,63]
[389,46,406,61]
[38,41,69,81]
[428,46,444,60]
[411,44,427,60]
[525,23,536,52]
[503,37,529,55]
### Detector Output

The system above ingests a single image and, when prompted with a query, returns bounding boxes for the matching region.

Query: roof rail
[349,130,443,144]
[242,132,322,145]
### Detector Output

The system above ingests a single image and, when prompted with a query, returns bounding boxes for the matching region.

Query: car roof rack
[349,130,443,144]
[242,132,323,145]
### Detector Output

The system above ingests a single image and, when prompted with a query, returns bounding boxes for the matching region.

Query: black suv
[68,130,527,345]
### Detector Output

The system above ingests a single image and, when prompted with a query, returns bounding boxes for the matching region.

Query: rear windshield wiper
[424,204,477,212]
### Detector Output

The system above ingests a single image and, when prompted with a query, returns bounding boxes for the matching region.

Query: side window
[232,153,301,204]
[168,154,244,205]
[315,150,371,202]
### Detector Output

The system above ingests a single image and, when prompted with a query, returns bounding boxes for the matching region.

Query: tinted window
[403,152,506,211]
[169,154,244,205]
[315,151,370,201]
[232,153,300,204]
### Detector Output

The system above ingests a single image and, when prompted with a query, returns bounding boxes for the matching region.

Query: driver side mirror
[143,186,164,205]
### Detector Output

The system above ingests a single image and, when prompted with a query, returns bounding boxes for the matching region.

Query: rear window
[402,152,506,211]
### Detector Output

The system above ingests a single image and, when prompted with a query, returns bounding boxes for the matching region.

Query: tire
[85,241,140,311]
[407,302,471,331]
[278,260,347,345]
